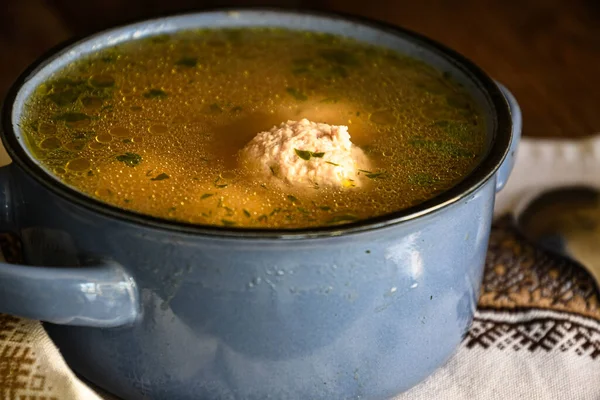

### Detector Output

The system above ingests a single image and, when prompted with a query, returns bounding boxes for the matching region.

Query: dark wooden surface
[1,0,598,137]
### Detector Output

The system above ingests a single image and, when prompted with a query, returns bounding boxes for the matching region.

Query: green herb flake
[45,79,87,106]
[231,106,243,113]
[46,76,116,107]
[258,214,268,223]
[122,139,132,144]
[409,173,440,186]
[168,207,177,212]
[176,56,198,67]
[365,171,387,179]
[286,87,308,101]
[269,165,279,176]
[200,193,214,200]
[151,173,170,181]
[116,152,142,167]
[124,199,131,203]
[214,176,228,188]
[325,161,340,167]
[221,219,236,227]
[101,55,117,64]
[318,50,359,66]
[320,97,340,104]
[143,89,168,99]
[209,103,223,113]
[287,195,299,203]
[294,149,325,160]
[48,90,81,106]
[319,206,331,211]
[294,148,312,160]
[53,112,90,123]
[243,209,252,218]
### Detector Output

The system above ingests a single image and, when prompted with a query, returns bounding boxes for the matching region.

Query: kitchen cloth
[1,135,599,400]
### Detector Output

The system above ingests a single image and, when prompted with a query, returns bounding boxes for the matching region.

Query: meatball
[241,118,371,189]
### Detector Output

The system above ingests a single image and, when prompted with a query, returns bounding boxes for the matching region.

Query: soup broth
[20,28,486,228]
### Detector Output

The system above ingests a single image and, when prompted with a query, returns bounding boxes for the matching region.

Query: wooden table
[1,0,598,137]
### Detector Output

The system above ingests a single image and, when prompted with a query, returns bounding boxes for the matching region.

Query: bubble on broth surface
[40,137,62,150]
[66,158,91,172]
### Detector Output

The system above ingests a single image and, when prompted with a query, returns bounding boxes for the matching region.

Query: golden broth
[20,28,486,228]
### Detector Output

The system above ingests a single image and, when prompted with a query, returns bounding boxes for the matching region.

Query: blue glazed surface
[17,166,495,399]
[0,10,521,400]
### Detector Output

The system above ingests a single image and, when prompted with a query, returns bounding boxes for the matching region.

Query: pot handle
[0,165,139,328]
[494,82,522,192]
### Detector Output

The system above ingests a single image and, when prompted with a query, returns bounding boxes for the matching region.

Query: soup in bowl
[0,9,520,400]
[21,26,487,229]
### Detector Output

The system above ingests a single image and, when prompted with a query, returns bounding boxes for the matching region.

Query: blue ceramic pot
[0,9,521,400]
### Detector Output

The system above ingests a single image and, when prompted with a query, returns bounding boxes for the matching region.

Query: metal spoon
[515,185,600,288]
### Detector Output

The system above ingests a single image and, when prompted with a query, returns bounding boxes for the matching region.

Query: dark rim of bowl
[0,7,512,240]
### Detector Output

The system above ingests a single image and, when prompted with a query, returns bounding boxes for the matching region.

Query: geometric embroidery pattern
[466,313,600,359]
[0,317,58,400]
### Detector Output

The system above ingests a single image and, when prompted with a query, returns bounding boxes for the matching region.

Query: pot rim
[0,7,512,240]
